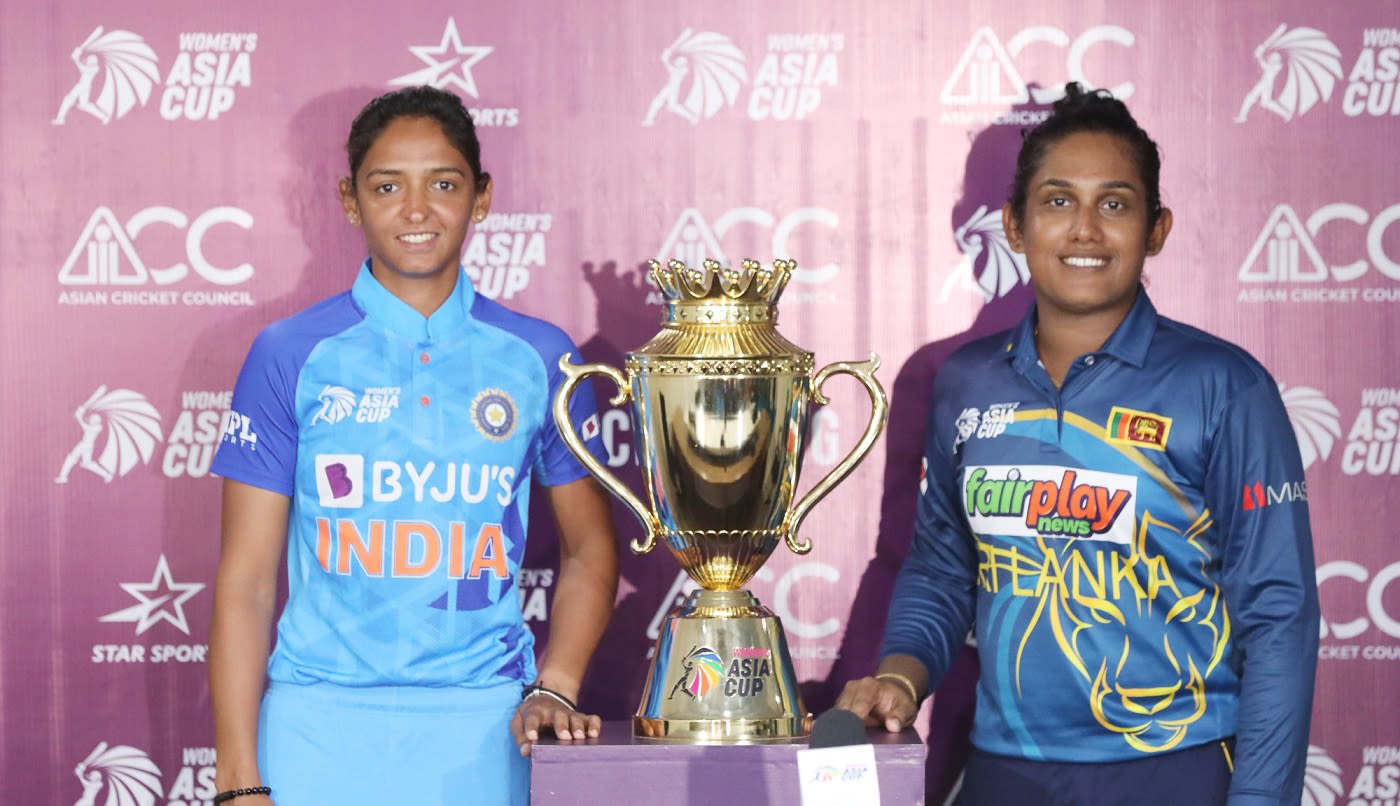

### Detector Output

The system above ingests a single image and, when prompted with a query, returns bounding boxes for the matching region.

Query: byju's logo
[1238,24,1400,122]
[315,454,364,508]
[940,25,1136,125]
[55,386,162,484]
[72,742,162,806]
[1237,203,1400,303]
[939,204,1029,302]
[390,18,517,127]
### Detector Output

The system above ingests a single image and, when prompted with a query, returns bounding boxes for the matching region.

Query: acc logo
[939,205,1029,303]
[462,212,550,300]
[655,207,841,297]
[963,465,1136,543]
[1237,203,1400,303]
[642,28,842,126]
[1237,25,1400,123]
[1280,384,1342,470]
[940,25,1136,125]
[390,18,517,127]
[57,206,256,307]
[53,26,255,125]
[472,388,518,442]
[1105,406,1171,452]
[73,742,163,806]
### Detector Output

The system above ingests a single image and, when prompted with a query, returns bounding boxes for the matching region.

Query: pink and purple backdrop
[3,1,1397,803]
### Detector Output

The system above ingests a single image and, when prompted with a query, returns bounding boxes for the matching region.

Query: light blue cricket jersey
[213,261,604,689]
[883,290,1319,804]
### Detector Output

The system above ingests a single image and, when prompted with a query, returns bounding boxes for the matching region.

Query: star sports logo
[390,18,517,127]
[100,555,204,636]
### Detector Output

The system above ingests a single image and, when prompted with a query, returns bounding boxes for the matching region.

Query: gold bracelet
[874,672,920,704]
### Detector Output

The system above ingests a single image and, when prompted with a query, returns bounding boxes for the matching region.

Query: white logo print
[655,206,841,296]
[1236,25,1345,123]
[1238,202,1400,303]
[1279,384,1342,470]
[1239,205,1330,283]
[53,27,160,126]
[72,742,163,806]
[390,17,493,97]
[56,386,163,483]
[939,204,1030,302]
[643,29,747,125]
[99,555,204,636]
[1302,745,1344,806]
[954,407,980,449]
[312,386,357,425]
[941,28,1028,106]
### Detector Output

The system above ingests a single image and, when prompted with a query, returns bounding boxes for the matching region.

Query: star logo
[99,554,205,636]
[389,18,494,98]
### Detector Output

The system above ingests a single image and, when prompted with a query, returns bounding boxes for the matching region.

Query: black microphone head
[808,708,868,749]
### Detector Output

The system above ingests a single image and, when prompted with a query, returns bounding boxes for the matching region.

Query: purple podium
[531,721,926,805]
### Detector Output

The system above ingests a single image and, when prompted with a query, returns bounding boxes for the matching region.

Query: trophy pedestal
[634,590,812,743]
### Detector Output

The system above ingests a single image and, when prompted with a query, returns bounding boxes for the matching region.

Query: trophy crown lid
[648,258,794,305]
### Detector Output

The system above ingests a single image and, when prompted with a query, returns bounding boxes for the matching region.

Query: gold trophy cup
[554,258,887,743]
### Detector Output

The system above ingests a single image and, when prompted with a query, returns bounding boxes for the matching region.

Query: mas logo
[462,212,551,300]
[940,25,1136,126]
[655,206,841,303]
[53,25,256,125]
[56,387,234,482]
[1106,406,1171,451]
[642,28,842,125]
[57,206,256,307]
[390,18,516,127]
[1237,24,1400,124]
[963,465,1136,543]
[94,554,207,665]
[1236,203,1400,304]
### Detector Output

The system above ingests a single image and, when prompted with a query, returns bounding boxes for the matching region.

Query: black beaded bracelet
[522,683,578,711]
[213,786,272,804]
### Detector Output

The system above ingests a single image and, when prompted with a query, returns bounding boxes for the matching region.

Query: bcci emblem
[668,645,724,700]
[471,388,517,442]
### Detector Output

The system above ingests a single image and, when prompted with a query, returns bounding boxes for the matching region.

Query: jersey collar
[1002,286,1159,370]
[350,259,476,342]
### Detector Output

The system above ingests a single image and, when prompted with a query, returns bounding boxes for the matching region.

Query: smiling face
[339,115,492,300]
[1002,130,1172,324]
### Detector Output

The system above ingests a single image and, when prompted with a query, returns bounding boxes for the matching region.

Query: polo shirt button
[1084,356,1096,366]
[420,352,430,364]
[420,395,431,407]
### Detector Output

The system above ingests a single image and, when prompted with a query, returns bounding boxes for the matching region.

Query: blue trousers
[258,681,529,806]
[959,738,1234,806]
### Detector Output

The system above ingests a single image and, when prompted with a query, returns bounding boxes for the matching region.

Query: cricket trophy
[554,258,887,743]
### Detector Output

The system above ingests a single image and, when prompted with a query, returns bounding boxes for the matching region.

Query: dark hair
[345,85,488,190]
[1008,82,1163,226]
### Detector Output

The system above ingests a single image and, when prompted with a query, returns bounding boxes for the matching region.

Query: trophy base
[634,590,812,744]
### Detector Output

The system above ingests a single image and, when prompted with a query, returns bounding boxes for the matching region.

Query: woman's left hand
[510,694,602,757]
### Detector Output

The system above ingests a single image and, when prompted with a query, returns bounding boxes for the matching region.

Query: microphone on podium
[808,708,869,749]
[797,709,882,805]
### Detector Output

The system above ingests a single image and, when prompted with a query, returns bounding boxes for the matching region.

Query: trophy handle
[782,354,889,555]
[554,355,660,554]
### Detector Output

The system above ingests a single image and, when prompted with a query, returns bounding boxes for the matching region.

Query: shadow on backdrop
[802,90,1048,805]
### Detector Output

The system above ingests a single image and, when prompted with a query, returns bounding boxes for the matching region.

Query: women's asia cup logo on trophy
[554,258,887,743]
